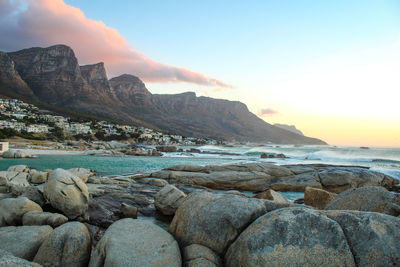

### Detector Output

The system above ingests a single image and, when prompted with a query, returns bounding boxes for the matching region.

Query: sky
[1,0,400,147]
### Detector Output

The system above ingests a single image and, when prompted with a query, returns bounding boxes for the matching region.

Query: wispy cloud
[258,108,279,116]
[0,0,231,87]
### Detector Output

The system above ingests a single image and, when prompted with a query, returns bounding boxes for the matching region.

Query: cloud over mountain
[0,0,230,87]
[258,108,279,116]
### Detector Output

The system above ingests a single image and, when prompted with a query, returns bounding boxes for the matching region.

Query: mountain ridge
[0,44,327,145]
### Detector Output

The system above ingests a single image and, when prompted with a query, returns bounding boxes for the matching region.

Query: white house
[0,142,9,152]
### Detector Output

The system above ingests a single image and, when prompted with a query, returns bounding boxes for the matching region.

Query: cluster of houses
[0,98,219,145]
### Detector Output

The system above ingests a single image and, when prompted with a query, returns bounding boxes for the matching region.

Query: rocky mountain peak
[274,123,304,136]
[110,74,152,105]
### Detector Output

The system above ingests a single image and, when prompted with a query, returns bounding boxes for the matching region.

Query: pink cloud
[258,108,279,116]
[0,0,230,87]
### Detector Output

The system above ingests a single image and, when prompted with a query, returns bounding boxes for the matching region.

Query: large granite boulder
[29,171,48,184]
[0,225,53,260]
[225,207,355,267]
[68,168,94,183]
[0,171,19,185]
[34,222,91,267]
[154,184,187,215]
[169,191,292,255]
[44,168,89,219]
[7,165,30,172]
[182,244,222,267]
[325,186,400,216]
[151,163,398,193]
[23,211,68,228]
[253,189,289,204]
[6,172,30,194]
[89,219,181,267]
[325,210,400,266]
[0,197,42,226]
[304,186,337,209]
[18,186,46,207]
[318,167,394,193]
[0,249,42,267]
[3,150,34,158]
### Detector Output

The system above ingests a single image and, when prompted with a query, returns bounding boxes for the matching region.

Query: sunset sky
[1,0,399,147]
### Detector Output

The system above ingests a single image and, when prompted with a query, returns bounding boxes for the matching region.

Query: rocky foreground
[0,162,399,266]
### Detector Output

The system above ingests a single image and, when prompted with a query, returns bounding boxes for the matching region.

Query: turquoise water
[0,155,239,176]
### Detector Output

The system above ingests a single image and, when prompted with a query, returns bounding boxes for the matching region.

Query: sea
[0,144,399,202]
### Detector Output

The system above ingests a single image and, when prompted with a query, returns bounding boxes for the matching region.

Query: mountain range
[0,44,326,144]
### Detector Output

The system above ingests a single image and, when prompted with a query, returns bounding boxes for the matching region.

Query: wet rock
[304,186,337,209]
[89,219,181,267]
[169,191,291,255]
[0,225,52,260]
[225,207,355,267]
[0,249,42,267]
[0,197,42,226]
[156,145,177,152]
[34,222,91,267]
[23,211,68,228]
[325,186,400,216]
[325,210,400,266]
[44,168,89,219]
[253,189,289,204]
[183,244,222,267]
[154,184,187,216]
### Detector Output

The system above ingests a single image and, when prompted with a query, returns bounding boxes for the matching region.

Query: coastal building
[0,142,8,152]
[25,124,49,133]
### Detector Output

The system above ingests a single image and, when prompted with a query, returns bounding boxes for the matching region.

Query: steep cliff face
[0,52,34,99]
[80,62,117,99]
[0,45,326,144]
[110,74,152,107]
[8,45,85,105]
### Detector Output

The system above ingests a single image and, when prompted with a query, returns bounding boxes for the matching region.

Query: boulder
[138,177,168,187]
[325,210,400,266]
[6,172,30,194]
[318,167,393,193]
[23,211,68,228]
[29,171,48,184]
[7,165,29,172]
[253,189,289,204]
[304,186,336,209]
[119,203,138,219]
[225,207,355,267]
[151,163,399,193]
[325,186,400,216]
[183,244,222,267]
[169,191,292,255]
[0,249,42,267]
[154,184,187,215]
[0,197,42,226]
[89,219,181,267]
[0,225,52,260]
[44,168,89,219]
[34,222,91,267]
[0,171,19,185]
[19,186,46,207]
[68,168,93,183]
[156,146,177,152]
